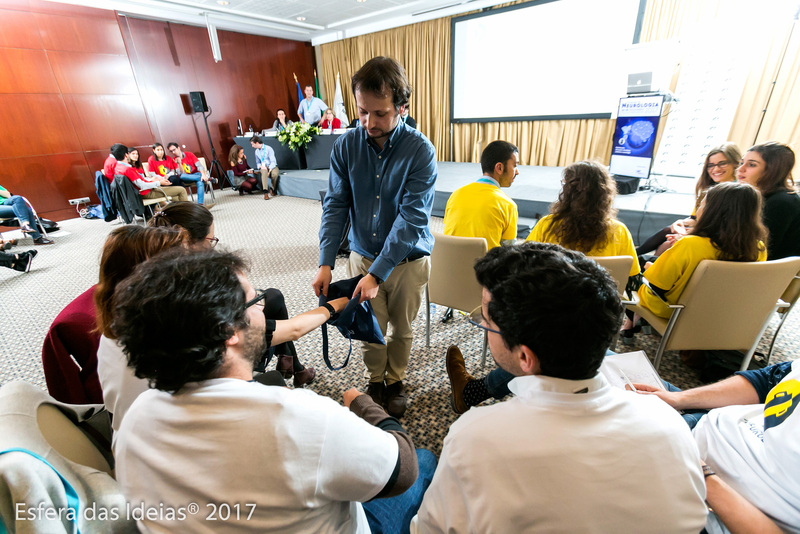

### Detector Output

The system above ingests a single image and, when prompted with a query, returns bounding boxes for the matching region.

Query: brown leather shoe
[293,367,316,387]
[264,192,271,200]
[385,381,407,418]
[446,345,475,414]
[275,355,294,378]
[366,381,386,406]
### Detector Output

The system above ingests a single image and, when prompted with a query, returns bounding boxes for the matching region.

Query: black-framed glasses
[468,317,502,335]
[706,161,730,170]
[246,288,268,308]
[205,236,219,248]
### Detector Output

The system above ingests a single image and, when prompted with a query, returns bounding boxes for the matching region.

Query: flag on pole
[293,72,305,121]
[314,69,320,99]
[333,72,349,125]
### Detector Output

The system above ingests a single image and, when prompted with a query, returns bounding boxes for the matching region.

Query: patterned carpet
[1,190,798,456]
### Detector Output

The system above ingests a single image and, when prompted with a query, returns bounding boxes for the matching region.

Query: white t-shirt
[413,373,708,533]
[694,359,800,533]
[96,334,149,434]
[114,379,399,533]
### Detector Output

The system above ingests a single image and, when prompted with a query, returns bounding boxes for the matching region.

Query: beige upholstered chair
[588,255,634,299]
[627,257,800,371]
[425,233,489,365]
[765,270,800,363]
[0,381,137,532]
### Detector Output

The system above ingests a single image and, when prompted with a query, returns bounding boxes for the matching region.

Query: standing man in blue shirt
[298,85,327,126]
[313,56,438,418]
[250,136,280,200]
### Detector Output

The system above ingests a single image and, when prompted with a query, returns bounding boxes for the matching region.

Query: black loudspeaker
[613,175,641,195]
[189,91,208,113]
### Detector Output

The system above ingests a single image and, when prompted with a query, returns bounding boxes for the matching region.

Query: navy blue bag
[319,274,385,370]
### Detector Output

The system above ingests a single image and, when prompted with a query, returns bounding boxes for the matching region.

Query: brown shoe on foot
[366,381,386,406]
[385,381,407,418]
[263,192,271,200]
[446,345,475,414]
[293,367,316,387]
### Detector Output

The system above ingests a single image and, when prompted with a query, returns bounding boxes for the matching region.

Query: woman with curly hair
[624,182,768,338]
[737,142,800,259]
[228,144,258,195]
[526,160,639,277]
[636,143,741,259]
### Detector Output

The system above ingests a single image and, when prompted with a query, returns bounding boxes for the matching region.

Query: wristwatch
[702,465,716,478]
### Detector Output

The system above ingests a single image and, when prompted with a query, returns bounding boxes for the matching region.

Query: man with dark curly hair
[413,242,707,532]
[112,249,433,533]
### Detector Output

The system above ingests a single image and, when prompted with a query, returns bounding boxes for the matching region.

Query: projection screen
[450,0,645,123]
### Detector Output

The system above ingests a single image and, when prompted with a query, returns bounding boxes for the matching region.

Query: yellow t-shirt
[526,215,641,277]
[444,181,518,250]
[638,235,767,318]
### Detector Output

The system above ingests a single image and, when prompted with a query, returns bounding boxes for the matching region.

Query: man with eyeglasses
[412,242,707,533]
[112,249,434,533]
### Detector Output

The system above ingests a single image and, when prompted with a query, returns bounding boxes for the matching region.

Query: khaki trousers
[348,252,431,384]
[258,167,280,191]
[144,186,188,203]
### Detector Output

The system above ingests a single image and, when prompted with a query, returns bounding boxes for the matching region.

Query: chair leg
[653,308,683,371]
[740,304,782,371]
[425,286,431,349]
[765,309,792,365]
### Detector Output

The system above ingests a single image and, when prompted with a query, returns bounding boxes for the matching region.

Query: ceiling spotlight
[357,0,366,3]
[297,16,306,21]
[216,0,229,4]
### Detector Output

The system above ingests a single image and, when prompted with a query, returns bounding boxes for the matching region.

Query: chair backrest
[663,257,800,350]
[198,156,207,171]
[429,233,488,312]
[588,256,632,297]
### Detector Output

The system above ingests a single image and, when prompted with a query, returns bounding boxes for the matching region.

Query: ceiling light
[357,0,367,3]
[297,16,306,21]
[216,0,229,4]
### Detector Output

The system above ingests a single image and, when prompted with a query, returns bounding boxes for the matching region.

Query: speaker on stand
[188,91,231,190]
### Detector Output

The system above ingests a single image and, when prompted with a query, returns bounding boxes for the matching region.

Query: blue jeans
[662,381,708,429]
[363,448,437,534]
[179,173,204,204]
[0,196,41,239]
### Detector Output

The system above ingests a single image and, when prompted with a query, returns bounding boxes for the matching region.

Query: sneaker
[446,345,475,414]
[33,237,54,245]
[204,202,215,209]
[11,251,34,273]
[441,307,455,324]
[366,381,386,406]
[384,381,407,418]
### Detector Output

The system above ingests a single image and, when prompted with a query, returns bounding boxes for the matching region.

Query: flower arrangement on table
[277,122,321,151]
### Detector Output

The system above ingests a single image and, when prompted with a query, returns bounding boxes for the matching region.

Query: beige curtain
[729,20,800,158]
[316,0,745,166]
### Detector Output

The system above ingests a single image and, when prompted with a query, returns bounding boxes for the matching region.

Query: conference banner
[609,95,665,179]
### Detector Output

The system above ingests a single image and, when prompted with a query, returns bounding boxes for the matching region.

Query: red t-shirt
[103,155,117,182]
[115,162,155,196]
[147,156,177,177]
[175,151,200,174]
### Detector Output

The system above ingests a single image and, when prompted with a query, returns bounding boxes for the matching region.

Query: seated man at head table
[112,248,436,534]
[413,242,708,533]
[632,360,800,533]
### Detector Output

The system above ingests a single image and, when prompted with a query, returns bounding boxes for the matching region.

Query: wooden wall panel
[0,94,81,157]
[49,51,137,95]
[0,2,314,221]
[0,9,42,48]
[0,153,95,220]
[0,48,59,93]
[34,13,126,54]
[64,94,152,152]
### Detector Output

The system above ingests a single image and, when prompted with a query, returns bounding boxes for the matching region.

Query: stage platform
[275,161,696,245]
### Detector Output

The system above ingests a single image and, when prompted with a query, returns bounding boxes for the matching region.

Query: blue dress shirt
[254,145,277,170]
[319,121,437,281]
[298,97,327,124]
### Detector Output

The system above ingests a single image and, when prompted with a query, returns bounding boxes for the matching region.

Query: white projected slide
[451,0,641,122]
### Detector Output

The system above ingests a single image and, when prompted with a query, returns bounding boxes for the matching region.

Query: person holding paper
[633,360,800,533]
[418,242,707,533]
